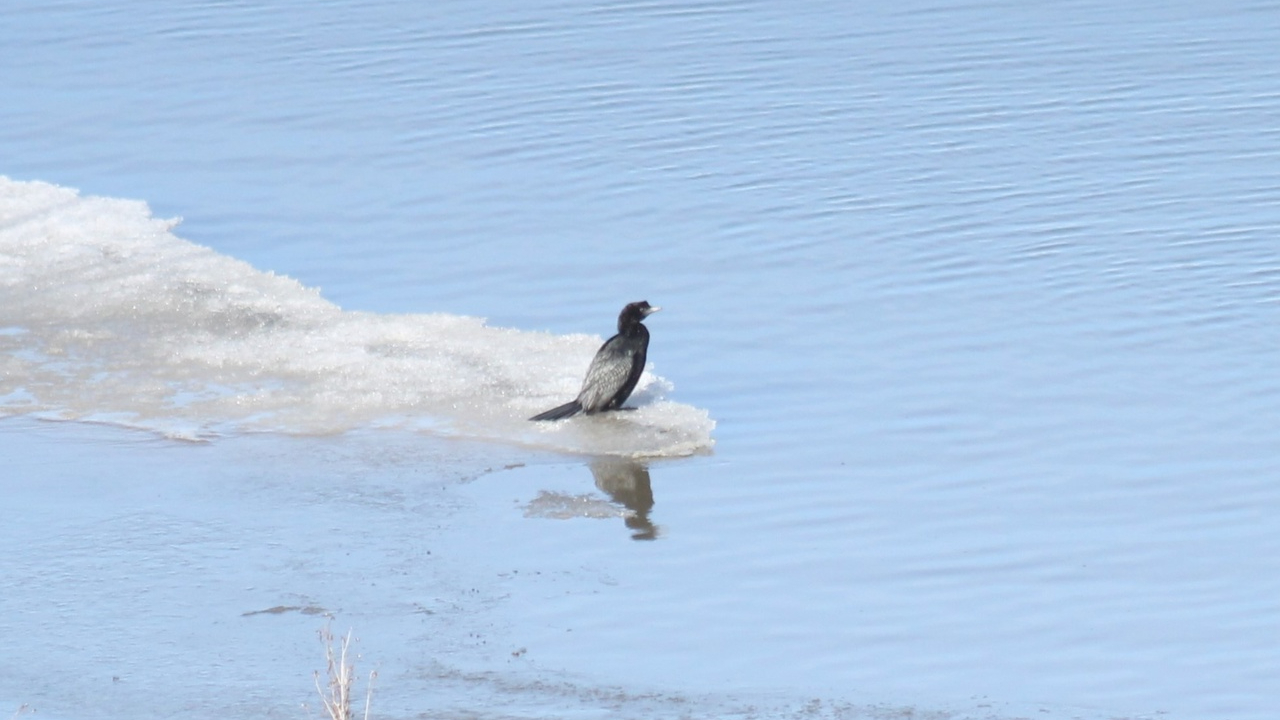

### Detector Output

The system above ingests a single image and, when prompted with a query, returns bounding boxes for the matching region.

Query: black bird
[529,301,661,421]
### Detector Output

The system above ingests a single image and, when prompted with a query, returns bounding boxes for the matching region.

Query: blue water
[4,1,1280,718]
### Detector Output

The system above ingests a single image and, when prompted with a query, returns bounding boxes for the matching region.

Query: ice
[0,177,714,457]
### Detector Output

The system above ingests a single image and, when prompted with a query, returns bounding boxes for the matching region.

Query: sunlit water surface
[3,1,1280,719]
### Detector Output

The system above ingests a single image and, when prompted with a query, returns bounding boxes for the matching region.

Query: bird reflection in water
[589,457,657,541]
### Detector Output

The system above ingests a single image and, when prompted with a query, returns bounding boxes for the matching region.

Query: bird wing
[576,344,634,412]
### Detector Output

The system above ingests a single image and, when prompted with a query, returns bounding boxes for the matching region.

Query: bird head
[618,300,660,331]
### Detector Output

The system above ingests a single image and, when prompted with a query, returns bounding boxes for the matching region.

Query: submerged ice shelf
[0,177,714,457]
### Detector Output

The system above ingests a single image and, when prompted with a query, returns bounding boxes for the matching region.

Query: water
[4,1,1280,718]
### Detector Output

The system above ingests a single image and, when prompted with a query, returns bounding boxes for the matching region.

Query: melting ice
[0,177,714,457]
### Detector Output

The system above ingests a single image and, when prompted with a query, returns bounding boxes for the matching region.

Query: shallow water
[4,1,1280,719]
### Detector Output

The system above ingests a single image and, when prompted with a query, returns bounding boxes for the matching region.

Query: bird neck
[618,320,648,338]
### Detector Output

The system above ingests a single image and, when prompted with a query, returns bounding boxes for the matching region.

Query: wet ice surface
[5,1,1280,719]
[2,418,1163,720]
[0,419,959,720]
[0,178,713,456]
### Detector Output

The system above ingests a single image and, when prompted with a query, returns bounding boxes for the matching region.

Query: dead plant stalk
[315,625,376,720]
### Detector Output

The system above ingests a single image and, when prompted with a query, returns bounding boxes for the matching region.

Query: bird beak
[644,306,662,316]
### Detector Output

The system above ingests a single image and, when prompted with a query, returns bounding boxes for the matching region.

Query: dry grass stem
[314,625,376,720]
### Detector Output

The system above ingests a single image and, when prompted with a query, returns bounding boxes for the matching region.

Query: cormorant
[529,301,660,421]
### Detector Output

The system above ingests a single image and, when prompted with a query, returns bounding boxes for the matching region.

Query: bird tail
[529,400,583,422]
